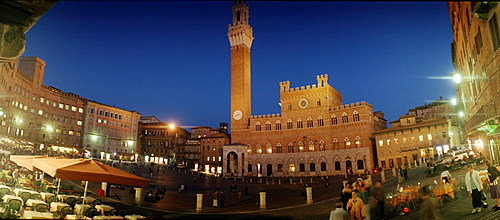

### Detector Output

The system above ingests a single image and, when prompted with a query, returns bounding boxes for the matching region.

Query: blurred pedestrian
[347,191,365,220]
[330,201,350,220]
[341,183,352,210]
[371,180,385,220]
[440,170,452,184]
[485,160,500,211]
[219,190,226,207]
[420,185,441,220]
[465,164,483,213]
[212,190,218,207]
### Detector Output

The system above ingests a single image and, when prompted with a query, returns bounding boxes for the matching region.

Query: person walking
[341,183,353,210]
[371,180,385,220]
[219,190,226,207]
[330,201,350,220]
[465,164,483,213]
[440,170,452,184]
[347,191,365,220]
[212,190,218,207]
[485,160,500,211]
[419,185,441,220]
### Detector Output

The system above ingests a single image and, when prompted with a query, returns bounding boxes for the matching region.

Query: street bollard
[415,160,418,167]
[310,177,313,183]
[278,179,281,184]
[306,187,313,204]
[290,178,293,184]
[196,193,203,213]
[366,174,372,187]
[300,178,303,184]
[250,178,252,183]
[381,170,386,182]
[408,163,411,169]
[392,167,396,177]
[259,192,267,210]
[134,187,142,206]
[101,182,107,197]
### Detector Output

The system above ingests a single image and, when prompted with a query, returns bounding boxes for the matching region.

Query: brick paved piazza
[69,160,343,219]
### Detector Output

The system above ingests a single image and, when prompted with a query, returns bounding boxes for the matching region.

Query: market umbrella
[9,155,48,171]
[32,157,149,203]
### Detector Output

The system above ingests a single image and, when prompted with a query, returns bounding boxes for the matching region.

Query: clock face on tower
[233,110,243,120]
[298,98,309,109]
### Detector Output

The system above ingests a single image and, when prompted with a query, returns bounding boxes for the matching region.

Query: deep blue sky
[22,1,456,129]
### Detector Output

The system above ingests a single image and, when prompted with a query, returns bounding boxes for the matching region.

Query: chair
[7,198,22,213]
[46,195,58,204]
[29,194,42,201]
[83,207,97,218]
[0,188,10,198]
[75,198,83,205]
[91,198,102,206]
[65,197,76,208]
[33,203,49,212]
[104,208,117,216]
[18,191,31,203]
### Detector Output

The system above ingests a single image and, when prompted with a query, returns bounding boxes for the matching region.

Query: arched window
[287,103,292,110]
[342,112,349,123]
[316,99,321,106]
[256,144,262,154]
[297,118,303,128]
[308,141,315,151]
[266,143,272,153]
[355,136,361,148]
[288,142,295,153]
[288,163,295,172]
[298,142,304,152]
[320,162,327,171]
[247,145,252,154]
[310,163,316,172]
[299,163,305,172]
[275,120,282,130]
[277,164,284,172]
[265,121,271,131]
[357,160,364,170]
[331,114,338,125]
[334,161,341,170]
[319,140,325,151]
[276,143,283,153]
[345,137,351,149]
[256,122,261,131]
[307,117,313,128]
[317,116,324,126]
[353,110,360,122]
[333,139,339,150]
[287,119,293,129]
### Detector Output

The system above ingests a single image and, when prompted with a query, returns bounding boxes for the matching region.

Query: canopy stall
[9,155,48,171]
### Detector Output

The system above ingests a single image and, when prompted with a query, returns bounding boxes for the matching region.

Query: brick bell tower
[228,1,253,132]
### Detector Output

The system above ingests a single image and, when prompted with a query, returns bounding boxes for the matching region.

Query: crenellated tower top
[227,1,254,48]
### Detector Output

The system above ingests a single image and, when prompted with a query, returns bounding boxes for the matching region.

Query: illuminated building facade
[0,57,85,153]
[138,116,189,165]
[448,2,500,162]
[82,101,141,160]
[192,125,230,174]
[224,2,387,177]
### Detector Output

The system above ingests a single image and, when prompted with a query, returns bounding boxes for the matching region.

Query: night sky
[21,1,456,130]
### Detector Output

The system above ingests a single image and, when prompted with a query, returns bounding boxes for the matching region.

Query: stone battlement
[280,74,329,93]
[331,101,371,110]
[251,113,281,119]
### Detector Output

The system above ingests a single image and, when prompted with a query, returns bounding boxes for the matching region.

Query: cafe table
[2,194,23,205]
[39,192,55,201]
[58,194,78,202]
[26,198,46,207]
[50,202,70,212]
[92,216,123,220]
[74,204,92,215]
[433,183,455,199]
[13,188,38,196]
[124,215,147,220]
[65,215,92,220]
[95,204,114,213]
[22,210,54,219]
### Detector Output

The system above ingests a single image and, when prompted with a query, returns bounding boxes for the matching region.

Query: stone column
[306,187,313,204]
[415,160,418,167]
[196,194,203,212]
[134,187,142,206]
[259,192,266,210]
